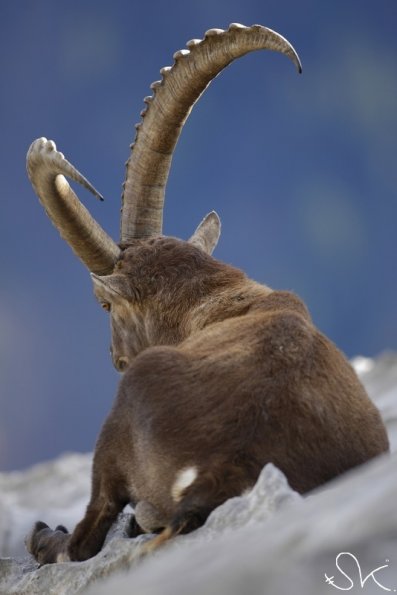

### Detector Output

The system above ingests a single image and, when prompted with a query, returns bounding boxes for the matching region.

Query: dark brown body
[27,239,389,564]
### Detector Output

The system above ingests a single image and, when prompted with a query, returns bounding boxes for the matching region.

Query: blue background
[1,0,396,470]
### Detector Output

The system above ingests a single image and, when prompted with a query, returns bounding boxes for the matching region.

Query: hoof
[25,521,70,565]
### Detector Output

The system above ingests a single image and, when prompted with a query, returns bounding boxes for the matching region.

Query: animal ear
[90,273,129,300]
[188,211,221,255]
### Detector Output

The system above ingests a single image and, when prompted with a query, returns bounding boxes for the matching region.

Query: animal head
[91,236,248,370]
[26,24,301,369]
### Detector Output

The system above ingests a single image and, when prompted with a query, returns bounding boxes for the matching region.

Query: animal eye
[101,302,111,312]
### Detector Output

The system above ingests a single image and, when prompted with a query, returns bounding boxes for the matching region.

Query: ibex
[25,24,388,565]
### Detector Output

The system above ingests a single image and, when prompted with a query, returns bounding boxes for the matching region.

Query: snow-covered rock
[0,352,396,594]
[86,450,397,595]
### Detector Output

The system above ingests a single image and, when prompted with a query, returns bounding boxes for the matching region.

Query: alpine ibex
[25,24,388,564]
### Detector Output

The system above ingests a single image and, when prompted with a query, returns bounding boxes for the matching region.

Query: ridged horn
[27,137,121,274]
[121,23,302,243]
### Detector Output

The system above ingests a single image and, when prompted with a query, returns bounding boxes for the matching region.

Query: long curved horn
[121,23,302,243]
[27,137,121,274]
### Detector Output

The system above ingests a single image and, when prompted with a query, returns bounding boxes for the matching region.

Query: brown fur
[26,237,389,564]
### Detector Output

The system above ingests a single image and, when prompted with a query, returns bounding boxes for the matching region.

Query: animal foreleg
[26,497,122,564]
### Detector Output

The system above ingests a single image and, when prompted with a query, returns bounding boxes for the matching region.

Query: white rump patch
[171,466,198,502]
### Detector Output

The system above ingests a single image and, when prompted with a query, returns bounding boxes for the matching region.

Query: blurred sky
[1,0,396,471]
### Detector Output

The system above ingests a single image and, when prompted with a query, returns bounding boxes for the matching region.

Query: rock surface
[1,353,396,594]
